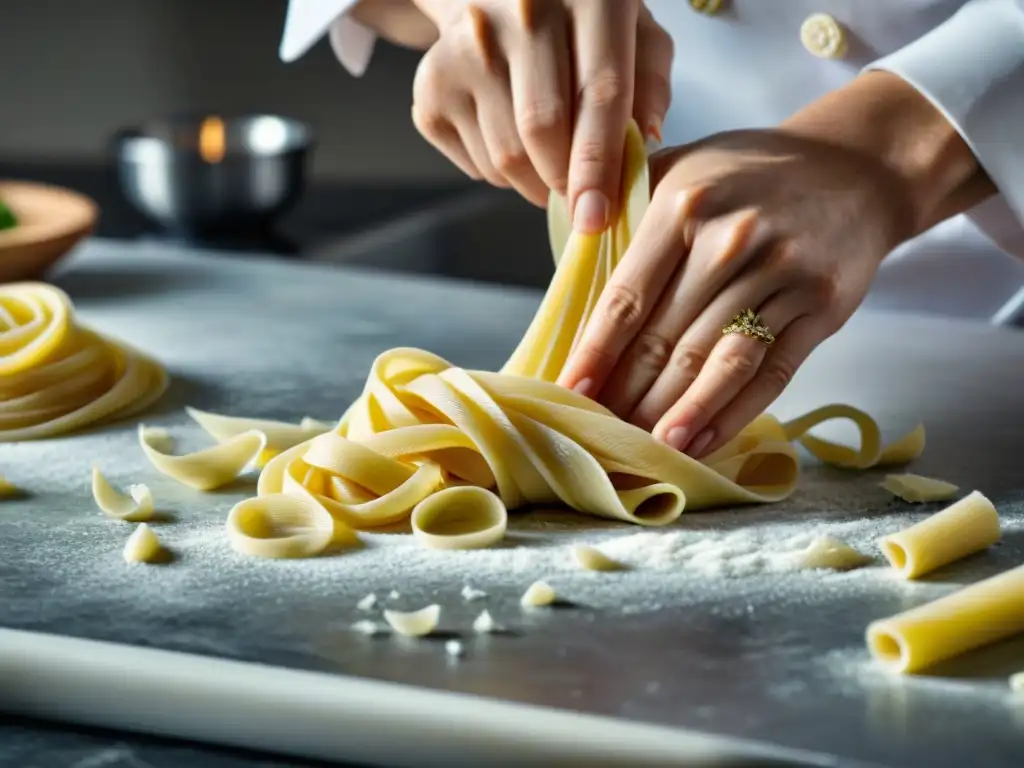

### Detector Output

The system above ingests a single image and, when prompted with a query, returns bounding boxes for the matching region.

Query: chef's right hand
[410,0,673,232]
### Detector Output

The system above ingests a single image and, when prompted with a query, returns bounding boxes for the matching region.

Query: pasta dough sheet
[866,564,1024,673]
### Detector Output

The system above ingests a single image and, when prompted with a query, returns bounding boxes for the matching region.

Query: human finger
[632,7,674,141]
[478,78,551,206]
[567,0,639,233]
[411,104,482,180]
[650,292,807,455]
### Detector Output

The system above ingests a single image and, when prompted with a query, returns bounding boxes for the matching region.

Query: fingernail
[573,190,609,233]
[687,428,715,458]
[572,377,598,398]
[665,426,690,452]
[646,121,662,145]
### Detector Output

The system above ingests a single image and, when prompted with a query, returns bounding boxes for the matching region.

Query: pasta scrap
[789,535,871,571]
[880,473,959,503]
[866,564,1024,673]
[139,424,266,491]
[91,467,154,522]
[185,406,329,467]
[572,544,627,572]
[411,486,507,550]
[123,523,163,564]
[879,490,1000,579]
[521,581,556,607]
[0,473,17,497]
[0,283,168,442]
[383,604,441,637]
[225,493,355,559]
[472,610,498,633]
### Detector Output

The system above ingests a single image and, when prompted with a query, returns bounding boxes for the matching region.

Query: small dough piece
[520,581,556,607]
[139,424,267,491]
[123,523,162,564]
[0,473,17,497]
[351,620,382,636]
[225,493,356,559]
[411,486,507,550]
[461,585,487,601]
[867,564,1024,673]
[472,610,498,634]
[879,490,1000,579]
[445,640,464,658]
[357,593,377,611]
[91,467,154,522]
[1010,672,1024,692]
[383,604,441,637]
[572,544,627,572]
[880,473,959,503]
[790,535,871,571]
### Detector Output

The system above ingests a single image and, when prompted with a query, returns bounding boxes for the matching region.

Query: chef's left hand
[556,71,984,459]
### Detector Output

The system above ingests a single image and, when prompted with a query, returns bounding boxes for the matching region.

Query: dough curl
[0,283,167,441]
[228,121,922,556]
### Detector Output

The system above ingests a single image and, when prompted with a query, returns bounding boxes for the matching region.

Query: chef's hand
[557,71,990,458]
[409,0,673,231]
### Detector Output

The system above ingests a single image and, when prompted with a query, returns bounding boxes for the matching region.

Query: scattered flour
[461,584,487,601]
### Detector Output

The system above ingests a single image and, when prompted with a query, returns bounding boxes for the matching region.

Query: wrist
[781,70,984,235]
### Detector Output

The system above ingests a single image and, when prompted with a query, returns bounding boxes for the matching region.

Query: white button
[689,0,723,15]
[800,13,848,59]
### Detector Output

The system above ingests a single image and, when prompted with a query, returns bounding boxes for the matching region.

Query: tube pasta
[226,120,922,558]
[383,605,440,637]
[0,283,168,441]
[139,424,267,491]
[572,544,627,572]
[185,407,329,467]
[91,467,154,522]
[879,491,1000,579]
[880,473,958,503]
[123,523,162,563]
[411,486,507,550]
[225,494,355,559]
[866,564,1024,673]
[521,581,556,607]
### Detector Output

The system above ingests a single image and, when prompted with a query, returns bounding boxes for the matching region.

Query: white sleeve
[866,0,1024,222]
[279,0,377,76]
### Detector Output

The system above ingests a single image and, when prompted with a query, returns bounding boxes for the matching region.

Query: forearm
[351,0,438,50]
[781,70,995,237]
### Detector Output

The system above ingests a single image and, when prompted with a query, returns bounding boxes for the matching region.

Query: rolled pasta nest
[0,282,168,441]
[223,121,925,557]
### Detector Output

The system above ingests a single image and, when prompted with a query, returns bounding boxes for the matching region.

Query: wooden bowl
[0,181,99,283]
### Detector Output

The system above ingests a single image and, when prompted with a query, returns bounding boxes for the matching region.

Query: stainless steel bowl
[113,114,313,234]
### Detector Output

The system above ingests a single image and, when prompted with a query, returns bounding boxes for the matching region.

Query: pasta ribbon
[0,283,168,441]
[139,424,266,491]
[91,467,154,522]
[226,120,923,556]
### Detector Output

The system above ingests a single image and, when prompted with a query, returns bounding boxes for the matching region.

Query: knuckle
[600,285,645,329]
[579,69,628,109]
[411,104,447,142]
[668,345,707,381]
[717,348,759,379]
[630,332,674,370]
[517,99,568,141]
[805,269,841,308]
[492,145,531,176]
[760,357,798,395]
[412,54,446,108]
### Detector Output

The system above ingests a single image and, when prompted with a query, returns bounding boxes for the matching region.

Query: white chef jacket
[279,0,1024,323]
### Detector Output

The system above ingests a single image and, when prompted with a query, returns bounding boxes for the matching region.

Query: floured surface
[4,240,1024,767]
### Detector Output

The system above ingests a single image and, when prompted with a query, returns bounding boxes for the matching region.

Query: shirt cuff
[280,0,375,76]
[865,0,1024,222]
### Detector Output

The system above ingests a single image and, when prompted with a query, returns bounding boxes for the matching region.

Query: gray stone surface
[3,239,1024,767]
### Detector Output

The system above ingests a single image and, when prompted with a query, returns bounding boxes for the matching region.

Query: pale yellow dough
[139,424,267,492]
[225,493,355,559]
[185,407,329,467]
[790,535,871,571]
[383,604,441,637]
[0,473,17,497]
[572,544,627,572]
[213,120,922,557]
[878,490,1000,579]
[866,564,1024,673]
[411,486,507,550]
[0,283,168,441]
[123,523,162,563]
[91,467,154,522]
[521,581,557,607]
[880,473,958,503]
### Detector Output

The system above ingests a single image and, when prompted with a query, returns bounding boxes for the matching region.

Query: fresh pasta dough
[521,581,557,607]
[91,467,154,522]
[123,523,162,563]
[572,544,627,572]
[880,473,958,503]
[788,535,871,571]
[0,283,168,441]
[411,486,507,550]
[215,120,922,557]
[383,605,441,637]
[185,407,330,467]
[878,490,1000,579]
[139,424,266,492]
[866,564,1024,673]
[225,493,355,559]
